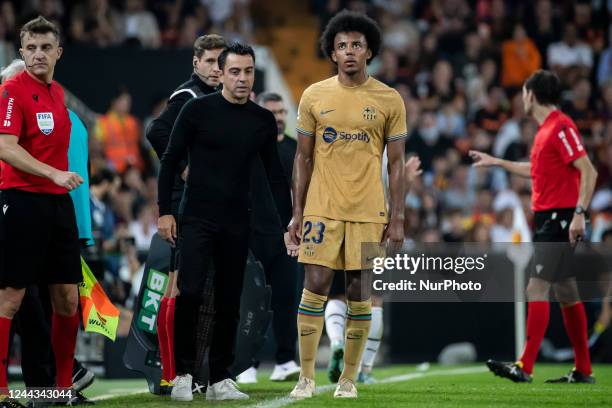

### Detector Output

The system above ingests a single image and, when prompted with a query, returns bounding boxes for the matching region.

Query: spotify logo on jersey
[322,126,370,144]
[322,127,338,143]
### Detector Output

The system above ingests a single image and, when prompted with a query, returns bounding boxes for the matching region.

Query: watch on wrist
[575,206,586,215]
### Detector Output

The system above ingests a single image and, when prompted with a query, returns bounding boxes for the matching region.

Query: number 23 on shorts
[303,220,326,244]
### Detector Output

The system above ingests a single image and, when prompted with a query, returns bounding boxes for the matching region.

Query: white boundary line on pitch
[250,366,488,408]
[90,388,149,401]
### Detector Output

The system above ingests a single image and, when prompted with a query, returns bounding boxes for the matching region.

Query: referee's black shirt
[158,91,290,224]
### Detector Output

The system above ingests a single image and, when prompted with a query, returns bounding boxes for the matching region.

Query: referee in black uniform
[157,43,290,402]
[146,34,226,392]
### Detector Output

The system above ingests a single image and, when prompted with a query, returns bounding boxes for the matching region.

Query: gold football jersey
[296,75,407,223]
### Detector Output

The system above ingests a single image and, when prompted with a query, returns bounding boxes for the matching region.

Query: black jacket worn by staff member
[157,91,290,383]
[147,73,217,275]
[147,73,217,212]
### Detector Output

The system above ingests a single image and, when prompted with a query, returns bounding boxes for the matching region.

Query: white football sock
[325,299,347,349]
[360,306,383,373]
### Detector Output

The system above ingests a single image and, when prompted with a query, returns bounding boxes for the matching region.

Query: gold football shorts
[298,215,385,270]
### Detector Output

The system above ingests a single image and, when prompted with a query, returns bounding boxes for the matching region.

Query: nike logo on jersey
[320,109,336,115]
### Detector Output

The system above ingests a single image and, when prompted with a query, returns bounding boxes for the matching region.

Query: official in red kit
[0,16,84,406]
[470,70,598,384]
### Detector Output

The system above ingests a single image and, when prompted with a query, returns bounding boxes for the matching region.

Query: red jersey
[0,70,71,194]
[530,110,586,211]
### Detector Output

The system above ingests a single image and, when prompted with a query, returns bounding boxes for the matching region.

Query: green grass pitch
[13,363,612,407]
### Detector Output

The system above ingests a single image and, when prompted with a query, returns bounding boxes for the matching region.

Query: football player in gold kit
[286,10,407,399]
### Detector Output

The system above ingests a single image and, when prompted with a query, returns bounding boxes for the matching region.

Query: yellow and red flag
[78,257,120,341]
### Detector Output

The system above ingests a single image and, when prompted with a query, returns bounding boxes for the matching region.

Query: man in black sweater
[146,34,226,394]
[157,42,290,402]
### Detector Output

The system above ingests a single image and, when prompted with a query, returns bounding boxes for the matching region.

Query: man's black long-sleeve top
[158,92,291,226]
[146,73,216,203]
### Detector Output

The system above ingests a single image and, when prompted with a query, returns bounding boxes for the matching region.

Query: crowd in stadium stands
[0,0,254,67]
[1,0,612,311]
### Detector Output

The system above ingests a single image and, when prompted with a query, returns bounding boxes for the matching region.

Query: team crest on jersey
[36,112,54,135]
[363,106,376,121]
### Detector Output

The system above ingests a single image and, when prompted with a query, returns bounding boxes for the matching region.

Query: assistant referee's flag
[78,257,120,341]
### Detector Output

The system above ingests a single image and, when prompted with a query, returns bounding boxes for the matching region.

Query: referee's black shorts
[531,208,576,282]
[0,189,81,289]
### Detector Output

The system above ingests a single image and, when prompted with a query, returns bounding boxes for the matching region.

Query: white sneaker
[270,361,301,381]
[206,378,249,400]
[289,376,315,399]
[236,366,258,384]
[334,378,357,398]
[171,374,193,402]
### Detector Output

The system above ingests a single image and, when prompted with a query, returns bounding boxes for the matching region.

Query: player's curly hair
[320,10,382,65]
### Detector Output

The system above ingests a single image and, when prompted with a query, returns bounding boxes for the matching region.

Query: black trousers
[13,285,54,387]
[250,233,298,364]
[174,216,249,383]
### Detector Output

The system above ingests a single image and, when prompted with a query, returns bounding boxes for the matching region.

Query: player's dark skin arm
[383,139,406,249]
[287,133,315,247]
[292,134,338,295]
[569,155,598,243]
